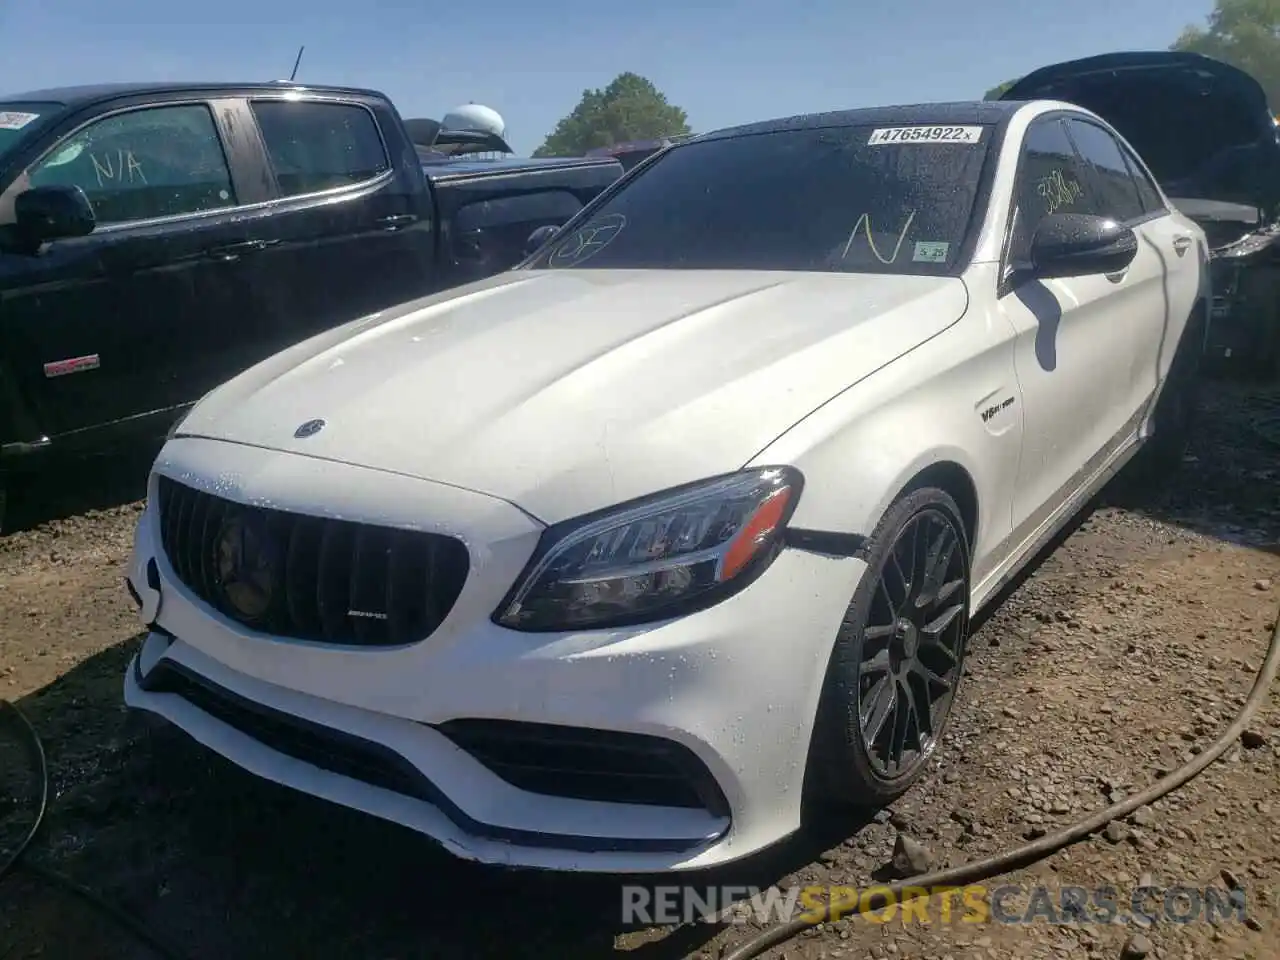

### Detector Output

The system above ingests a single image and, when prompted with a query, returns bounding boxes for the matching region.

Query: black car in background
[1001,52,1280,376]
[0,81,622,529]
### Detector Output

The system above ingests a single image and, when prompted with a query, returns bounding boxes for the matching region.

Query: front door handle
[375,214,416,231]
[204,239,280,262]
[1172,235,1193,257]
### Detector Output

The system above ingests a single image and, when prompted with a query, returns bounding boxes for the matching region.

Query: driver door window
[1008,118,1093,264]
[25,103,236,225]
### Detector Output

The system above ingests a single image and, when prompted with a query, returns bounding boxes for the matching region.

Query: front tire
[804,487,971,809]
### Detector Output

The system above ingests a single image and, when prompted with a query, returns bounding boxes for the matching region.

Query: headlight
[494,467,803,631]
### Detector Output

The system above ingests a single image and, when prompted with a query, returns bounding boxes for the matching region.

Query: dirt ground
[1,381,1278,960]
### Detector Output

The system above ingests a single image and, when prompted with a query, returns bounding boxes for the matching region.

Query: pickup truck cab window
[24,103,236,225]
[1065,118,1147,223]
[249,100,389,197]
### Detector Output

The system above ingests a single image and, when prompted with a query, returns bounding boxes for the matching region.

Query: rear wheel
[805,487,971,808]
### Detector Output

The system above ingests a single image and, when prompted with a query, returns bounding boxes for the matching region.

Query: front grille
[156,476,470,647]
[438,718,731,817]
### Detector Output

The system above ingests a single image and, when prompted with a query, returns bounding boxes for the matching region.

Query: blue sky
[1,0,1215,155]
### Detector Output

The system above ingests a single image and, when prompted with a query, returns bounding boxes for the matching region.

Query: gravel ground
[1,380,1278,960]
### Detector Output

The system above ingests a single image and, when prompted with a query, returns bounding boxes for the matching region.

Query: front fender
[749,298,1021,585]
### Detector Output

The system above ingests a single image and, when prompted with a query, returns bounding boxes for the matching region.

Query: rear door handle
[1172,235,1193,257]
[204,239,280,261]
[375,214,416,231]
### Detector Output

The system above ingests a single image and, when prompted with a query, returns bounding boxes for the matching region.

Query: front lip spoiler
[132,655,724,856]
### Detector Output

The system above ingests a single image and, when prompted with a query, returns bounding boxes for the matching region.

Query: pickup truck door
[997,115,1167,541]
[0,98,272,442]
[225,95,439,356]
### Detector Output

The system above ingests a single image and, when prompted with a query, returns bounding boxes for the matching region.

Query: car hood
[1002,52,1280,215]
[178,269,968,522]
[1166,197,1262,251]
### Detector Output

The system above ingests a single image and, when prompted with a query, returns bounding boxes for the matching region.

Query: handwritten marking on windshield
[91,150,147,187]
[1037,169,1083,215]
[548,213,626,267]
[840,211,916,264]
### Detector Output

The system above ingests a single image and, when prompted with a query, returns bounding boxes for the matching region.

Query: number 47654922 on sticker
[867,125,983,145]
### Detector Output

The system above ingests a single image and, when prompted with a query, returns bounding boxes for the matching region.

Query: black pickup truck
[0,81,622,529]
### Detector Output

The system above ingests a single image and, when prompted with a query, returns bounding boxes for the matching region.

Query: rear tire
[804,487,971,809]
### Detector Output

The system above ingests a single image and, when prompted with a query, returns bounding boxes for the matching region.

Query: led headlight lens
[495,467,802,631]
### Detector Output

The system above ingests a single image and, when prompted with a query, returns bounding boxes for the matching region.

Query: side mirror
[1029,213,1137,279]
[525,224,560,257]
[13,185,96,250]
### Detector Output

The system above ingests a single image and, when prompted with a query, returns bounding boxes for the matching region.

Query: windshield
[0,102,64,164]
[527,123,994,274]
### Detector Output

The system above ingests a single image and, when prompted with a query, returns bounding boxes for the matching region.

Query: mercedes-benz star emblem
[215,511,278,624]
[294,418,325,439]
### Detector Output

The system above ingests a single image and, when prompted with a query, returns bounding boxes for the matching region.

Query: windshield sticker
[0,111,40,131]
[839,210,916,264]
[548,213,626,267]
[1037,169,1085,214]
[913,241,950,263]
[867,126,983,146]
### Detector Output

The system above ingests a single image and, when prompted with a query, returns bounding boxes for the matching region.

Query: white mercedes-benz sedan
[124,99,1209,872]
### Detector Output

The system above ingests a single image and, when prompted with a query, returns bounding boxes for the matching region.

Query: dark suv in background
[1001,51,1280,377]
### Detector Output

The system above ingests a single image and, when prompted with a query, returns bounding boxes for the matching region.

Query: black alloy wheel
[805,487,971,808]
[855,508,966,779]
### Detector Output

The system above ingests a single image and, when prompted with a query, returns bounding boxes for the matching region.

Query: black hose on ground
[0,699,188,960]
[721,602,1280,960]
[1,603,1276,960]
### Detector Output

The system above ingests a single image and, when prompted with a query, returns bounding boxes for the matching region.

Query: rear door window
[1066,119,1147,222]
[250,100,390,197]
[1115,141,1166,215]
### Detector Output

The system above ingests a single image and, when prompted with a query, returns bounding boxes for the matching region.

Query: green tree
[1173,0,1280,110]
[532,73,691,157]
[983,79,1018,100]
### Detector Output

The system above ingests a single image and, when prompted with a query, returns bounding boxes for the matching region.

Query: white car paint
[124,100,1207,873]
[175,268,969,523]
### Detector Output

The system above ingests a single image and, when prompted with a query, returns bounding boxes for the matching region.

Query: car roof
[1,80,384,107]
[697,101,1020,142]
